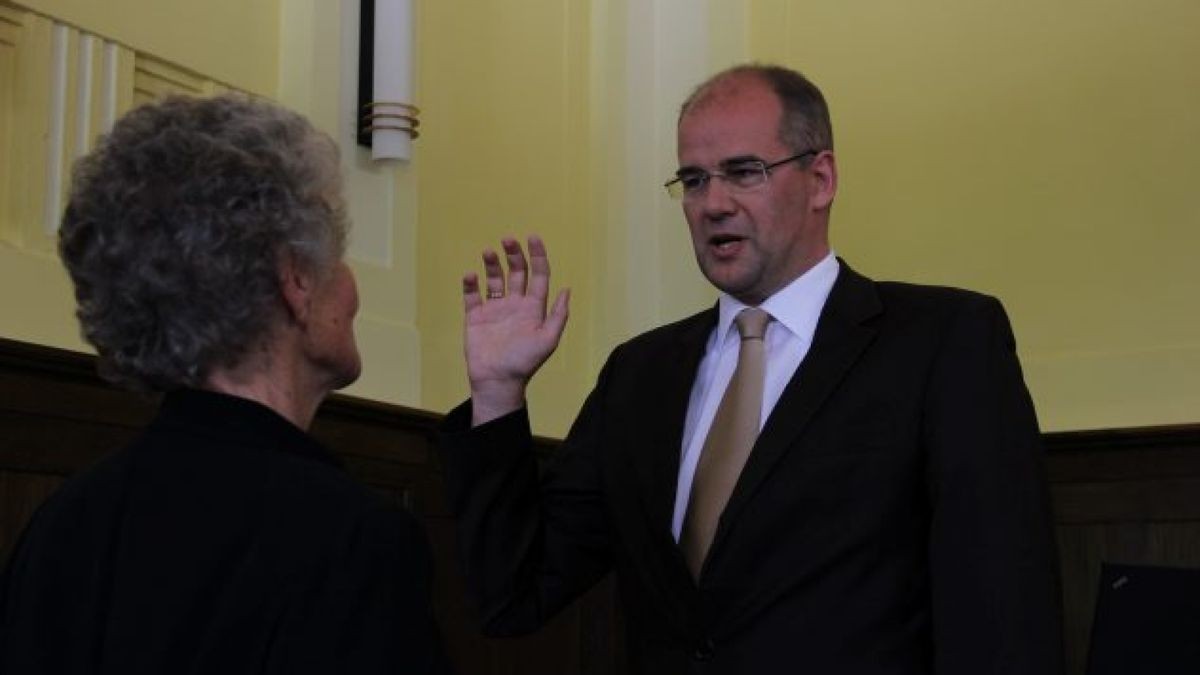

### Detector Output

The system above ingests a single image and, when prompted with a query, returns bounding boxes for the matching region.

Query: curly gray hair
[59,94,348,392]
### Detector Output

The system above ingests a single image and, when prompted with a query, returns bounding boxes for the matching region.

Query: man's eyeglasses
[664,150,820,200]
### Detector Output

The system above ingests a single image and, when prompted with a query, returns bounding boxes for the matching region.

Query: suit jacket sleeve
[924,295,1064,674]
[439,355,619,636]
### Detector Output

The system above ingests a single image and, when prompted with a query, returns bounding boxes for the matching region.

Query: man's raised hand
[461,235,569,426]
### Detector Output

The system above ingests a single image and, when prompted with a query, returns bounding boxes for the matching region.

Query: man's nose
[698,176,738,218]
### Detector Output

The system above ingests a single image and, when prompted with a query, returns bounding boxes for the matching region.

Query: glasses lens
[667,171,707,199]
[721,161,768,190]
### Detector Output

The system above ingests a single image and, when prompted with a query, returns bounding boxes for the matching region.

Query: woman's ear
[278,252,315,326]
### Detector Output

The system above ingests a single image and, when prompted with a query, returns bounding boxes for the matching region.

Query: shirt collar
[715,251,840,344]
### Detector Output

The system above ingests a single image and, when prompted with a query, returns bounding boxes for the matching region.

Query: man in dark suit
[440,64,1063,673]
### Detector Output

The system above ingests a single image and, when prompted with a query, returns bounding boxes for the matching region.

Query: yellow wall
[16,0,278,95]
[748,0,1200,431]
[3,0,1197,434]
[0,0,264,356]
[415,0,592,437]
[0,4,78,350]
[1,0,426,410]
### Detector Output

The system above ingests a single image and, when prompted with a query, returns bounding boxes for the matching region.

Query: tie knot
[734,308,771,341]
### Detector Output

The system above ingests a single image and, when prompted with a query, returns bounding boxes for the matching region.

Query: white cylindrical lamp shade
[371,0,417,161]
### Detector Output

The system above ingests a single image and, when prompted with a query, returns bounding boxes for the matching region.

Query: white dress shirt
[671,252,840,540]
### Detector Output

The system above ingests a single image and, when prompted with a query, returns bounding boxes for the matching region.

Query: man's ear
[278,251,315,326]
[809,150,838,211]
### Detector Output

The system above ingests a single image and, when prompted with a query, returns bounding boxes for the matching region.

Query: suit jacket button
[692,638,715,661]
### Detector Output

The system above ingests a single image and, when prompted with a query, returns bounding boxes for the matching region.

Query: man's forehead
[683,72,775,114]
[677,79,784,162]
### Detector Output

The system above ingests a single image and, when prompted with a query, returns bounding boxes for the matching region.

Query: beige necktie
[681,307,772,578]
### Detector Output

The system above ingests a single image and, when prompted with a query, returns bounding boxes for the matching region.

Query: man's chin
[700,265,751,298]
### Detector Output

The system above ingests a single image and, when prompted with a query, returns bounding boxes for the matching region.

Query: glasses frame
[664,150,820,200]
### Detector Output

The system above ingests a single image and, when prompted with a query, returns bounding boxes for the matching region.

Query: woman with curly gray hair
[0,95,448,674]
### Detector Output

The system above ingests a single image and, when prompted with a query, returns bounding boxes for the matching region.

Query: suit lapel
[629,308,717,539]
[712,261,882,554]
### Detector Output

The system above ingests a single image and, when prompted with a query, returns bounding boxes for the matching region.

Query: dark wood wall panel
[1044,429,1200,674]
[0,470,64,553]
[3,336,1199,675]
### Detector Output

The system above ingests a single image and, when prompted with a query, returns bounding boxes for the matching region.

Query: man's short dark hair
[679,63,834,153]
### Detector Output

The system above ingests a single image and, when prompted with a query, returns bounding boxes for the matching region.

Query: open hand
[462,235,569,425]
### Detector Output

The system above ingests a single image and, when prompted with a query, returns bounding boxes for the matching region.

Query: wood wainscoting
[1045,425,1200,674]
[2,336,1198,675]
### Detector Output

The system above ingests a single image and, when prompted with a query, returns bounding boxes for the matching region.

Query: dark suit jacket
[440,261,1063,674]
[0,388,448,674]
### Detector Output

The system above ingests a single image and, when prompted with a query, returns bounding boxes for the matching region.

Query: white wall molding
[592,0,747,356]
[42,22,67,234]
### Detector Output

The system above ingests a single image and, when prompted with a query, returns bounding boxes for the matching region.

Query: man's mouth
[708,234,745,254]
